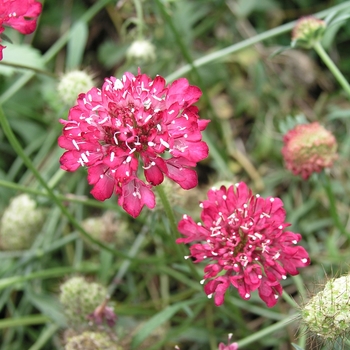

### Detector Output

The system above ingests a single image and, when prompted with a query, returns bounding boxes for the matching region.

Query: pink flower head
[177,182,310,307]
[0,0,42,60]
[282,122,337,180]
[218,334,238,350]
[58,70,209,217]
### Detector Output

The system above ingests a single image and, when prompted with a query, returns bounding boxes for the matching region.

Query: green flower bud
[58,70,94,106]
[81,211,133,250]
[0,194,44,250]
[126,40,156,65]
[59,277,108,328]
[65,331,119,350]
[291,16,326,49]
[302,274,350,339]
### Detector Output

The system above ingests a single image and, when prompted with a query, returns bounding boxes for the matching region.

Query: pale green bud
[58,70,94,106]
[302,274,350,339]
[59,277,107,328]
[81,211,133,250]
[0,194,44,250]
[65,331,119,350]
[126,40,156,65]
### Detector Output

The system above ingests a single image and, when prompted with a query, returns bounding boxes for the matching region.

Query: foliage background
[0,0,350,349]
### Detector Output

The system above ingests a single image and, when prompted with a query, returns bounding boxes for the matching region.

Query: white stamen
[160,138,170,148]
[72,140,80,150]
[110,152,115,162]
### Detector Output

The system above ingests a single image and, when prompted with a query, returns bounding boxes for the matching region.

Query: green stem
[0,315,50,329]
[0,178,121,211]
[165,1,350,82]
[133,0,144,39]
[321,172,350,240]
[0,107,134,259]
[314,41,350,99]
[0,265,99,291]
[236,314,298,348]
[0,61,56,77]
[156,185,201,280]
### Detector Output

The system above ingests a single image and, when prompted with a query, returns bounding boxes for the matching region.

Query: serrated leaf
[0,43,45,76]
[66,21,88,70]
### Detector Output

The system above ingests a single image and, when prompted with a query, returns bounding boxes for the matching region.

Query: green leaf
[131,299,201,349]
[0,43,45,76]
[291,344,305,350]
[66,21,89,70]
[26,288,66,327]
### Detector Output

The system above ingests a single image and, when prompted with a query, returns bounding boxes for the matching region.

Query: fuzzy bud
[153,178,186,212]
[282,122,337,179]
[59,277,109,328]
[126,40,156,65]
[302,274,350,339]
[81,211,133,250]
[58,70,94,106]
[291,16,326,49]
[0,194,44,250]
[65,331,119,350]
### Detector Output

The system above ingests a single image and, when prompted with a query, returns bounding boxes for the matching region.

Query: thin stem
[0,265,99,291]
[314,41,350,99]
[156,185,201,280]
[0,61,56,77]
[321,172,350,240]
[0,106,134,259]
[133,0,144,39]
[165,1,350,82]
[0,178,122,211]
[28,324,60,350]
[236,314,298,348]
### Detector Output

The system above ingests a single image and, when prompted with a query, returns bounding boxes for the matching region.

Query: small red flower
[177,182,310,307]
[58,70,209,217]
[282,122,337,180]
[0,0,42,60]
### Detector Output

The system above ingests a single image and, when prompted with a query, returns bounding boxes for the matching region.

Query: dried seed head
[302,274,350,340]
[64,331,119,350]
[59,277,108,329]
[0,194,44,250]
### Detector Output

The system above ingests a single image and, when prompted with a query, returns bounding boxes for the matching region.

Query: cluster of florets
[291,16,326,49]
[0,0,42,60]
[177,182,310,307]
[59,277,116,329]
[58,70,209,217]
[302,274,350,340]
[0,194,44,250]
[64,331,119,350]
[282,122,337,179]
[58,70,95,106]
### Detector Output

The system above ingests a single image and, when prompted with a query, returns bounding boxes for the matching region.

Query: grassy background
[1,0,350,349]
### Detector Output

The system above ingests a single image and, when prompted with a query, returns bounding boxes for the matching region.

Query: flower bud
[58,70,94,106]
[0,194,44,250]
[59,277,108,328]
[291,16,326,49]
[65,331,119,350]
[282,122,337,179]
[126,40,156,65]
[81,211,133,250]
[302,274,350,339]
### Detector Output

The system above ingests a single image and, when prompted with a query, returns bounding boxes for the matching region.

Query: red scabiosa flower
[177,182,310,307]
[0,0,42,60]
[58,70,209,217]
[282,122,337,180]
[218,334,238,350]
